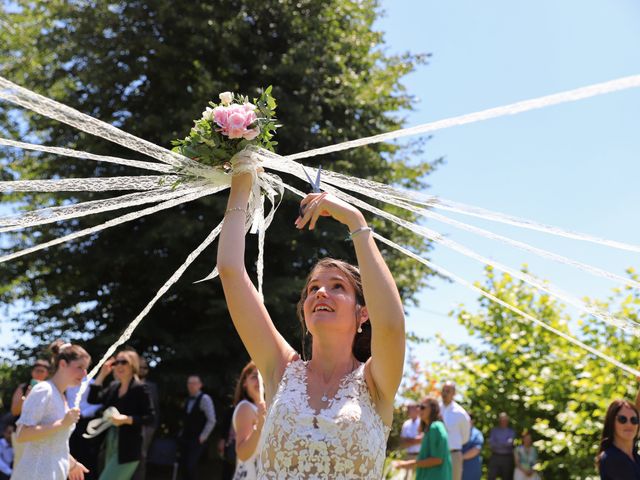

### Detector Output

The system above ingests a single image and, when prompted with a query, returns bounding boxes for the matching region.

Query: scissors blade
[302,165,322,193]
[314,165,322,193]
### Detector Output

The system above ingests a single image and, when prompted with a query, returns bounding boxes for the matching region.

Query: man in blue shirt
[488,412,516,480]
[462,414,484,480]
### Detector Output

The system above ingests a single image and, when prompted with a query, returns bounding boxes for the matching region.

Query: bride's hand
[295,192,366,232]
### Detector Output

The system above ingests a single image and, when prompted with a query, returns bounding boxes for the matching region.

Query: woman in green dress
[394,396,453,480]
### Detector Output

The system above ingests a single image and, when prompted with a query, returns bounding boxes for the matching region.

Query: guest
[394,396,452,479]
[12,341,90,480]
[10,358,50,467]
[178,374,216,480]
[66,377,103,480]
[597,399,640,479]
[488,412,516,480]
[217,406,237,480]
[232,361,266,480]
[0,424,13,480]
[462,413,484,480]
[10,359,51,418]
[399,403,422,479]
[514,431,540,480]
[132,357,160,480]
[441,381,471,480]
[89,350,155,480]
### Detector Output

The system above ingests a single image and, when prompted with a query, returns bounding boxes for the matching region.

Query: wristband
[349,226,372,239]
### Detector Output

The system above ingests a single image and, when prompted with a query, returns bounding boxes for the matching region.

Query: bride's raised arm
[217,172,295,393]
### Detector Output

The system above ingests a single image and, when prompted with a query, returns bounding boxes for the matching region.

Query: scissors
[299,165,322,217]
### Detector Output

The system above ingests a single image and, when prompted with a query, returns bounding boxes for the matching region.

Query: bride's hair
[296,258,371,362]
[49,340,91,372]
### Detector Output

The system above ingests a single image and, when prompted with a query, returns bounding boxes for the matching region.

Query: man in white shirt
[399,403,421,479]
[441,381,471,480]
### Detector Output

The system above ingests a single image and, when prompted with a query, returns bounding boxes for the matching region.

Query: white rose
[219,91,233,106]
[201,107,215,121]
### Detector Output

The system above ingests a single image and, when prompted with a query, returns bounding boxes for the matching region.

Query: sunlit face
[499,415,510,428]
[31,364,49,382]
[303,267,360,336]
[614,406,639,443]
[61,357,89,387]
[113,353,134,380]
[187,376,202,397]
[441,384,455,404]
[244,368,264,403]
[407,404,419,420]
[419,402,432,422]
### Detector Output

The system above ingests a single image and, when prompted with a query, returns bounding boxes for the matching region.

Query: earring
[357,325,363,333]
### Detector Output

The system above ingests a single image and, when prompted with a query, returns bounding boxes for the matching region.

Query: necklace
[308,358,357,403]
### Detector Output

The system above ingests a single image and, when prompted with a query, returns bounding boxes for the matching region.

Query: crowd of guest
[1,352,639,479]
[396,380,640,480]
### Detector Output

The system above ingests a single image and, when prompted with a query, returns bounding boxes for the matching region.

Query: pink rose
[213,106,229,128]
[227,127,245,139]
[243,128,260,140]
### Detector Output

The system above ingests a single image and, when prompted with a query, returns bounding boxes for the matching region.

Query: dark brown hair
[296,258,371,362]
[49,340,91,372]
[233,361,257,406]
[596,399,640,470]
[420,396,443,432]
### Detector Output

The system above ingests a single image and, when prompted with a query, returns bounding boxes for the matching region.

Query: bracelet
[225,207,247,216]
[349,226,372,238]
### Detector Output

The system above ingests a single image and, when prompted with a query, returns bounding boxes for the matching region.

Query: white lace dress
[232,400,260,480]
[12,380,74,480]
[258,359,390,479]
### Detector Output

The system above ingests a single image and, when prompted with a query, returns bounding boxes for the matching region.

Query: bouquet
[172,86,278,169]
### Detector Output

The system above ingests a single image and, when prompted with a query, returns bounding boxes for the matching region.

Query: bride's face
[303,267,359,337]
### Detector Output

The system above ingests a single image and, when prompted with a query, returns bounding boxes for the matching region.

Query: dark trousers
[69,417,101,480]
[0,472,10,480]
[132,425,156,480]
[488,453,515,480]
[179,436,206,480]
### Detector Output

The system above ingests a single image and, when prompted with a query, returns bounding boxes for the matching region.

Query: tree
[0,0,437,431]
[399,266,640,479]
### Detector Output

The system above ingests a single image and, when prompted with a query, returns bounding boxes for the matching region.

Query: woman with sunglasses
[597,399,640,479]
[218,170,405,477]
[394,397,452,479]
[89,350,155,480]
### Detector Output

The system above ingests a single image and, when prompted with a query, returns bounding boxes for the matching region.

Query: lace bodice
[258,359,390,479]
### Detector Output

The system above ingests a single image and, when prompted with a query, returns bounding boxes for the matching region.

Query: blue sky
[2,1,639,365]
[376,0,640,362]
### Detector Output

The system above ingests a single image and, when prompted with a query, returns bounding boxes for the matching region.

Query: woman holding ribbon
[217,167,406,478]
[12,340,90,480]
[88,350,155,480]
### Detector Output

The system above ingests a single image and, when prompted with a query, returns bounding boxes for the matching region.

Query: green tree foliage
[0,0,438,430]
[399,266,640,479]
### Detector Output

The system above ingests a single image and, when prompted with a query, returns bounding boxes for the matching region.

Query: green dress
[415,420,453,480]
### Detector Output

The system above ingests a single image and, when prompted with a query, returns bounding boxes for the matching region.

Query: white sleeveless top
[258,359,390,479]
[232,399,260,480]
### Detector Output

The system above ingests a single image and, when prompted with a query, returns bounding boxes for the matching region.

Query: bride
[217,169,406,478]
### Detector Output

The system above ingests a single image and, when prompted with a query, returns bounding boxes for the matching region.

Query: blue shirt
[599,445,640,480]
[462,427,484,480]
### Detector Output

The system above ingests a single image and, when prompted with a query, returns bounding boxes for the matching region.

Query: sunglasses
[616,414,639,425]
[113,359,129,366]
